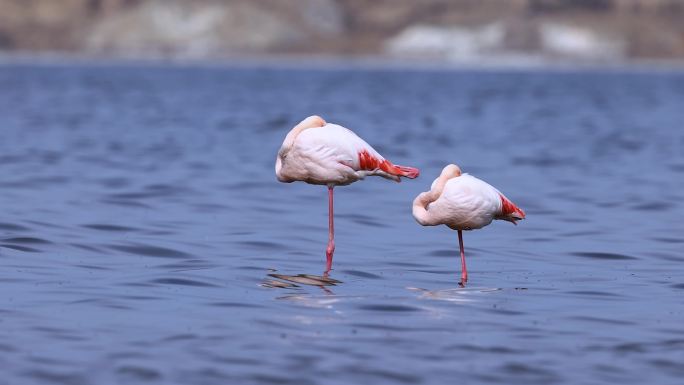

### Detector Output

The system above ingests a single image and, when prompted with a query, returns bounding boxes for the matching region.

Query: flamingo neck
[412,192,434,225]
[280,116,326,154]
[412,171,453,226]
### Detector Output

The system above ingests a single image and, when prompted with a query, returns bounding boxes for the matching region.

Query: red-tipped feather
[499,194,525,224]
[388,164,420,179]
[357,150,419,179]
[378,159,419,179]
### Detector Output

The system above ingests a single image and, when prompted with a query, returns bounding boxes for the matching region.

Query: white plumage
[421,174,505,230]
[275,115,419,273]
[413,164,525,285]
[277,122,390,185]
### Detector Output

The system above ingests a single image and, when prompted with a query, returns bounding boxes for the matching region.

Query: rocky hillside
[1,0,684,62]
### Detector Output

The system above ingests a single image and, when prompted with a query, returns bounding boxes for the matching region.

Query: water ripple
[116,366,162,382]
[0,222,30,231]
[0,244,41,252]
[151,278,220,287]
[632,202,674,211]
[2,237,51,244]
[570,316,636,326]
[571,252,638,260]
[109,244,192,259]
[82,224,139,232]
[357,304,421,312]
[23,370,87,385]
[566,290,623,298]
[341,270,383,279]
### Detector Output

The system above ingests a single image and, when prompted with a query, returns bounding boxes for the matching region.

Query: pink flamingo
[276,115,419,273]
[412,164,525,286]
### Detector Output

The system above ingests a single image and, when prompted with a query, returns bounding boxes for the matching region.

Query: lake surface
[0,62,683,385]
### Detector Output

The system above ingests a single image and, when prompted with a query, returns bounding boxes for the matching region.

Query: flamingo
[412,164,525,286]
[276,115,420,273]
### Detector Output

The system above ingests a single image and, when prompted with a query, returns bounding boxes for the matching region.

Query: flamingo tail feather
[379,161,420,179]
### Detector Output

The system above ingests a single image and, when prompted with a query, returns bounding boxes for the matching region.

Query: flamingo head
[441,164,462,178]
[305,115,326,127]
[275,115,326,183]
[275,148,294,183]
[431,164,462,190]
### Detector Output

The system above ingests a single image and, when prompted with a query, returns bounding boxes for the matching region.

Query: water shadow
[261,272,343,295]
[267,273,341,287]
[406,286,503,302]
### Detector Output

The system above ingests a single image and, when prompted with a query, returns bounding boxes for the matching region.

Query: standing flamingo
[412,164,525,286]
[276,115,419,273]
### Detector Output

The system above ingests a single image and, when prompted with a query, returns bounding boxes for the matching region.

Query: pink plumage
[276,115,419,273]
[276,115,419,185]
[413,164,525,285]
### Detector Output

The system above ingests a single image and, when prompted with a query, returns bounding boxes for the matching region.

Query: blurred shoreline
[2,0,684,68]
[2,51,684,73]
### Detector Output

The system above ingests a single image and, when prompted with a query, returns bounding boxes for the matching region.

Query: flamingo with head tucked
[412,164,525,286]
[276,115,419,273]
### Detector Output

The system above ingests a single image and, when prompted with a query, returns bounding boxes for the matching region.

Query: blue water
[0,62,683,384]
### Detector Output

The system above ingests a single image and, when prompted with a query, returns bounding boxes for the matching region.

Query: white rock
[539,23,626,60]
[84,0,342,58]
[385,23,505,61]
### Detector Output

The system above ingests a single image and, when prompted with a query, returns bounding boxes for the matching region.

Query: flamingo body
[418,174,523,230]
[276,115,419,273]
[276,116,418,186]
[413,164,525,285]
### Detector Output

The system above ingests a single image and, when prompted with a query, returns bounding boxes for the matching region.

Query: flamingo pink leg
[458,230,468,286]
[325,186,335,274]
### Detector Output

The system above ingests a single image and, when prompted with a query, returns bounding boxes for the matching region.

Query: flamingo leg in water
[325,186,335,274]
[458,230,468,286]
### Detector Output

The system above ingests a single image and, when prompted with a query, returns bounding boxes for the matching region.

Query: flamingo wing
[297,123,418,181]
[428,174,502,229]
